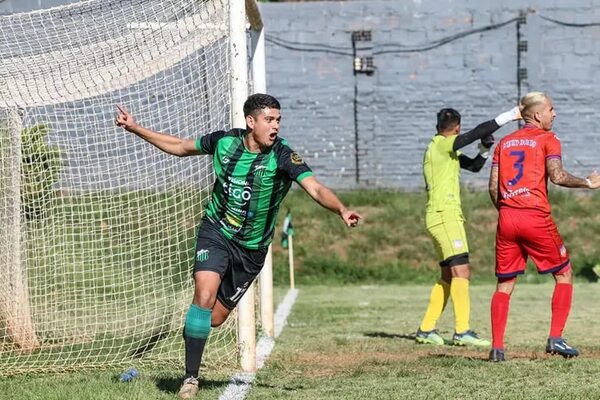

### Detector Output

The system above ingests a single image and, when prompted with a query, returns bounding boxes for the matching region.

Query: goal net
[0,0,241,374]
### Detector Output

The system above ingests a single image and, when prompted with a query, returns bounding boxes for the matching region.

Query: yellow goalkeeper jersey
[423,134,462,213]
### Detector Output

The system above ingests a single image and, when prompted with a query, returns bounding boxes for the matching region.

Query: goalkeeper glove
[478,134,494,158]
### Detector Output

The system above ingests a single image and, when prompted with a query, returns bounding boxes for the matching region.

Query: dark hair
[243,93,281,117]
[436,108,461,132]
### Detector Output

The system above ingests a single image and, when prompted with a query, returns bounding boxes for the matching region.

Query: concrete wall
[260,1,600,189]
[3,0,600,189]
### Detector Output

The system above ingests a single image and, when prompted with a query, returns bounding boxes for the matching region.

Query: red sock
[549,283,573,338]
[491,291,510,349]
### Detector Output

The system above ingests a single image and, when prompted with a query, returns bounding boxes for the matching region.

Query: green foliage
[21,124,62,219]
[272,188,600,285]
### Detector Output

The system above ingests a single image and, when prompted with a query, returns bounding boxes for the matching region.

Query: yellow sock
[451,277,470,334]
[419,280,450,332]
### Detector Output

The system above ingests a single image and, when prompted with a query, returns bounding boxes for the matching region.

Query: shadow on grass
[364,331,416,341]
[155,377,229,394]
[577,264,599,283]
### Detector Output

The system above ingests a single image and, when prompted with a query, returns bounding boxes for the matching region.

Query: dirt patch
[288,346,594,377]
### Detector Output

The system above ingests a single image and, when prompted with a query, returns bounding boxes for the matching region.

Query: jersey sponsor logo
[501,187,531,199]
[290,152,305,165]
[223,180,253,206]
[196,249,209,262]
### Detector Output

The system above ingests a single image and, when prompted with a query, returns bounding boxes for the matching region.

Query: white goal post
[0,0,272,375]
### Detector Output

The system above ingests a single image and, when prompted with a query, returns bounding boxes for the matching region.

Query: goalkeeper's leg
[418,268,450,338]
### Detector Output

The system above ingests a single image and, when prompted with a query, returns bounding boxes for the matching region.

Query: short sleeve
[545,133,562,160]
[195,130,228,155]
[492,143,501,166]
[276,142,313,182]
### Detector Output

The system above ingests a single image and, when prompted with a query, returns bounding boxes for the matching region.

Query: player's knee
[211,311,230,327]
[193,290,217,309]
[496,277,516,294]
[554,264,573,282]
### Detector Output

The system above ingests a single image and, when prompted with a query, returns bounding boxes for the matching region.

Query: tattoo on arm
[489,166,499,209]
[546,158,589,188]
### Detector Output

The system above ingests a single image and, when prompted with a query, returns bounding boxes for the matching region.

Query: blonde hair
[519,91,551,119]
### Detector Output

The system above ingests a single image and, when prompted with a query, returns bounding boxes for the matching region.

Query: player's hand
[513,106,523,120]
[341,209,362,228]
[586,170,600,189]
[480,134,495,149]
[115,104,138,131]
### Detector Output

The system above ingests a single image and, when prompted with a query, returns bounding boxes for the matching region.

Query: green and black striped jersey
[196,128,313,250]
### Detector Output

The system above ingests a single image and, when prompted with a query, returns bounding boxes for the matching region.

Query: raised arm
[546,158,600,189]
[453,107,521,151]
[298,176,361,227]
[115,105,200,157]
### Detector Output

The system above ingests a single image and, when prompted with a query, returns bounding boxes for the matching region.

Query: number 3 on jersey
[507,150,525,187]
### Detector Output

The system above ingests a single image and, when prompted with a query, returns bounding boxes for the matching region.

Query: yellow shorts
[426,208,469,263]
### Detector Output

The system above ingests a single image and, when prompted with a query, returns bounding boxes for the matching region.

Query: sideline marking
[218,288,299,400]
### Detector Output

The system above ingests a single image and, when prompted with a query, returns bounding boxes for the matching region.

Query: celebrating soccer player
[115,94,361,398]
[416,106,521,347]
[488,91,600,362]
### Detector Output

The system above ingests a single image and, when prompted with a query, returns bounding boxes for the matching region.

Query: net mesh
[0,0,238,374]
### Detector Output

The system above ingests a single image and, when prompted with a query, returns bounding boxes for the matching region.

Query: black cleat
[546,337,579,358]
[488,348,505,362]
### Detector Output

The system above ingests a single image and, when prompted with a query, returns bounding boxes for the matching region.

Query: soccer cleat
[178,376,200,399]
[415,328,445,345]
[488,348,505,362]
[546,337,579,358]
[452,330,491,347]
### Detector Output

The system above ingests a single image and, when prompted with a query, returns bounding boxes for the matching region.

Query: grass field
[270,188,600,285]
[2,188,600,398]
[3,283,600,399]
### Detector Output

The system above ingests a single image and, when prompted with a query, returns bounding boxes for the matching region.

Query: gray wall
[3,0,600,189]
[261,0,600,189]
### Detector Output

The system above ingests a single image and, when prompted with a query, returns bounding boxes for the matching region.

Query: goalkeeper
[115,94,361,399]
[416,106,521,347]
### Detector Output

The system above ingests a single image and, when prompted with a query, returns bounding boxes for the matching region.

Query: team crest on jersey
[253,165,267,177]
[290,152,304,165]
[452,239,464,250]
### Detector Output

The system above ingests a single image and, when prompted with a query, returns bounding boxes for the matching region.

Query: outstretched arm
[115,105,200,157]
[298,176,362,227]
[547,158,600,189]
[453,107,521,151]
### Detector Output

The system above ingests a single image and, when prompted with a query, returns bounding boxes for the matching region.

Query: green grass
[3,283,600,399]
[249,284,600,400]
[271,188,600,285]
[2,187,600,390]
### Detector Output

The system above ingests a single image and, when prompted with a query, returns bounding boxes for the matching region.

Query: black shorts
[193,218,268,310]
